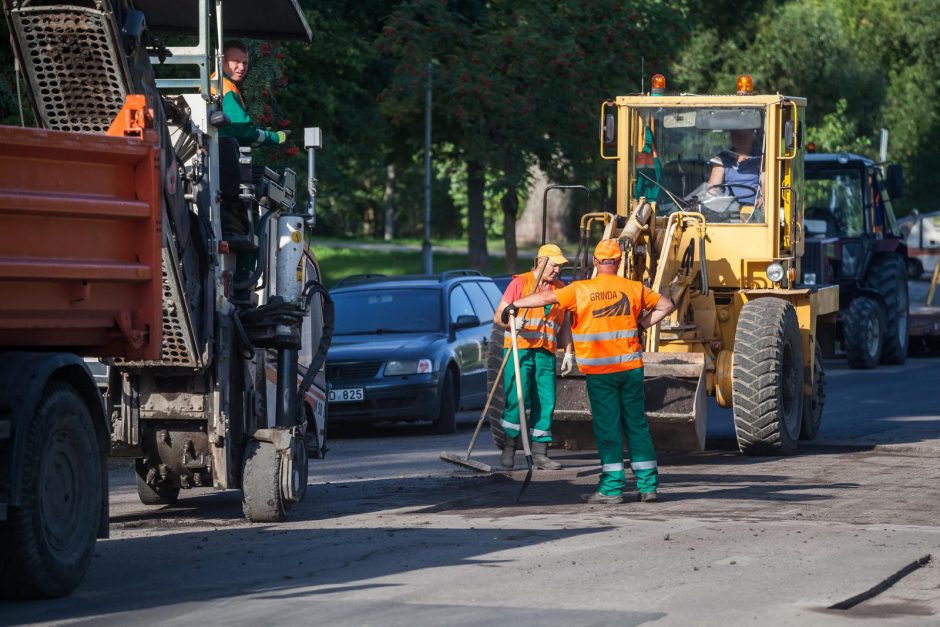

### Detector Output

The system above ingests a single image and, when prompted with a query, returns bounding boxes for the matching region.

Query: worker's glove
[274,130,291,144]
[500,303,520,325]
[561,352,576,377]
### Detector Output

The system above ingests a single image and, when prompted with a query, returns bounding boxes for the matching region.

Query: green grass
[311,246,510,288]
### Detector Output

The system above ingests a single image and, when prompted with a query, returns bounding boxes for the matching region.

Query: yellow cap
[537,243,569,265]
[594,239,622,261]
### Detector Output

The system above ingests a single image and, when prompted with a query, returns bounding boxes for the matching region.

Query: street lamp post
[422,60,433,275]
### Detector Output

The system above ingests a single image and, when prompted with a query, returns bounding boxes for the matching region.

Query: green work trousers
[585,367,658,496]
[501,347,556,443]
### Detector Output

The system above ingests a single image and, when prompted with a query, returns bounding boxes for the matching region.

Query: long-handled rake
[439,262,547,473]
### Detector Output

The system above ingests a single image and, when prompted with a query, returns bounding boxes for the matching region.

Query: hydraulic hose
[296,279,334,408]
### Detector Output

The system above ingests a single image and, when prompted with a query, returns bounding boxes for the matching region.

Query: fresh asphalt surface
[2,283,939,626]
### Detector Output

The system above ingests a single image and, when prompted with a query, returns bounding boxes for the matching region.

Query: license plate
[329,388,364,403]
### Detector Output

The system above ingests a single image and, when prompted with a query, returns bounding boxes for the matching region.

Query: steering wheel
[706,182,759,199]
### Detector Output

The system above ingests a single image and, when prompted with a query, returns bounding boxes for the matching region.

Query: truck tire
[843,296,884,369]
[0,382,101,599]
[485,325,508,450]
[865,255,909,365]
[907,257,924,280]
[135,460,180,505]
[432,369,458,434]
[241,440,289,523]
[732,298,804,456]
[800,343,825,441]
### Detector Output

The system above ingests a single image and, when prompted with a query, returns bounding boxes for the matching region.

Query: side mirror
[600,101,617,159]
[784,120,803,151]
[886,164,904,199]
[452,314,480,331]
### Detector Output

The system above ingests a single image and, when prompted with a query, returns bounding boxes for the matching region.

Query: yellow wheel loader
[490,75,838,456]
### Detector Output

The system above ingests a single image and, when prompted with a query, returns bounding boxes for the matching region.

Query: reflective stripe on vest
[575,351,641,367]
[503,272,566,352]
[572,329,638,342]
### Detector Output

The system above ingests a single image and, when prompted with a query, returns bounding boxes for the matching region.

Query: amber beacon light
[736,74,754,95]
[651,73,666,96]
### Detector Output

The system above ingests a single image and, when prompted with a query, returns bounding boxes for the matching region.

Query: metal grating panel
[11,6,128,133]
[115,247,201,368]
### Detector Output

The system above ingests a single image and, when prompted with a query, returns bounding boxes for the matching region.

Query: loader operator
[494,244,574,471]
[215,40,290,239]
[503,239,674,504]
[706,128,764,214]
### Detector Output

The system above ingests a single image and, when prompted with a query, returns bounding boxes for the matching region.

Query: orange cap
[594,239,622,261]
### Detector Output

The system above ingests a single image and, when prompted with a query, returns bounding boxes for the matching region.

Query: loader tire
[865,255,908,365]
[486,325,508,450]
[135,460,180,505]
[241,440,289,523]
[843,296,884,369]
[800,343,825,441]
[0,383,101,599]
[732,298,803,456]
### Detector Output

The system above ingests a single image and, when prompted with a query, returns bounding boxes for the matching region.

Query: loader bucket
[643,352,707,451]
[551,351,708,452]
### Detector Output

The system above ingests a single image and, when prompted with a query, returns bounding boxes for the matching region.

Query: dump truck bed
[0,125,163,360]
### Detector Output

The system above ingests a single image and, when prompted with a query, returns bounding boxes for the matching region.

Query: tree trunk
[466,160,488,270]
[383,162,395,241]
[501,186,519,274]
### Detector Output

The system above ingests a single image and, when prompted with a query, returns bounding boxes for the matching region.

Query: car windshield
[332,288,442,335]
[804,168,864,238]
[631,106,766,223]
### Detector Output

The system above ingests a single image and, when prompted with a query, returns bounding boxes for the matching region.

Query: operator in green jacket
[216,40,288,242]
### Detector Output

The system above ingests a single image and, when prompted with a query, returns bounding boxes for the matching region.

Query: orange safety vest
[503,272,566,353]
[558,274,660,375]
[209,74,246,107]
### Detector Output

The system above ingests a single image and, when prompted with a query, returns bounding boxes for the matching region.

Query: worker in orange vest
[502,239,674,504]
[494,244,574,470]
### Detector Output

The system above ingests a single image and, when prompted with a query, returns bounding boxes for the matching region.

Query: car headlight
[384,359,433,376]
[766,262,785,283]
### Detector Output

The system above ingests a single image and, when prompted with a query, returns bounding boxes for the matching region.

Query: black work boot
[531,441,562,470]
[500,441,516,469]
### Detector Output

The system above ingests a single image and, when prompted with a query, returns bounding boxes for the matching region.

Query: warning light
[806,141,817,153]
[736,74,754,95]
[651,74,666,96]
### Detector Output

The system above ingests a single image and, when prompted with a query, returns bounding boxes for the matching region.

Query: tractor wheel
[0,383,101,599]
[241,440,289,523]
[432,369,458,435]
[800,343,826,441]
[135,459,180,505]
[865,255,909,365]
[843,296,884,369]
[732,298,804,456]
[485,325,508,450]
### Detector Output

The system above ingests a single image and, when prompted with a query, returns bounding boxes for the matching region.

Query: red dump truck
[0,117,163,597]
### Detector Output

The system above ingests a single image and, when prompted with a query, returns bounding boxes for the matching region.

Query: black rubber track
[732,298,804,456]
[486,325,508,450]
[864,254,908,365]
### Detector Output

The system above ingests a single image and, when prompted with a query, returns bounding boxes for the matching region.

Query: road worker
[502,239,674,504]
[494,244,574,470]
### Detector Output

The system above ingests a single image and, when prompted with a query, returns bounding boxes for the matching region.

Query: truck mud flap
[551,352,707,452]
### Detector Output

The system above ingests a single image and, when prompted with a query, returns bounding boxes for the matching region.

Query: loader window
[633,106,766,223]
[804,169,864,238]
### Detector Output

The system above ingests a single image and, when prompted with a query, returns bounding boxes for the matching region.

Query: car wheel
[432,369,457,434]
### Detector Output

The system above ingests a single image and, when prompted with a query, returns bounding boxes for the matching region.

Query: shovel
[507,311,534,503]
[439,262,547,473]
